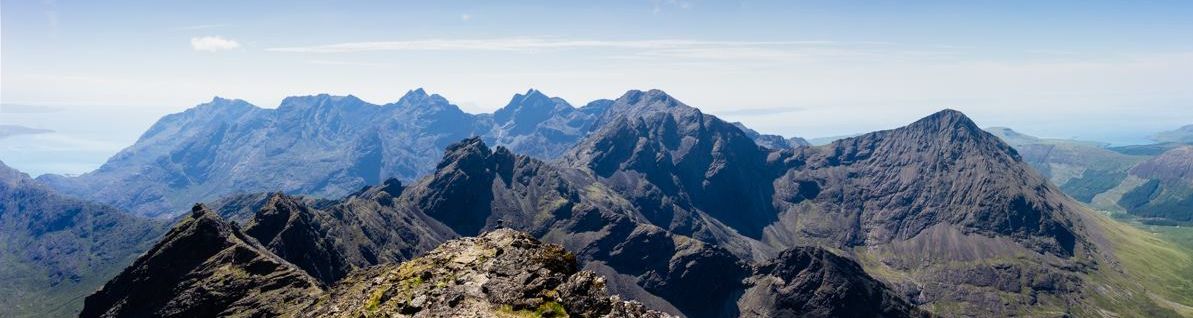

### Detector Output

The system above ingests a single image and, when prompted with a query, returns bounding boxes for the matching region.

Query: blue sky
[3,0,1193,175]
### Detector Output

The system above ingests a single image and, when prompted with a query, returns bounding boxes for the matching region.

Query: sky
[3,0,1193,176]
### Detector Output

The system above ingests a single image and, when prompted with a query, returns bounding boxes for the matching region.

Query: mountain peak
[524,88,546,97]
[191,203,210,218]
[446,136,488,153]
[905,109,982,135]
[506,88,555,106]
[492,89,575,130]
[278,94,366,111]
[436,137,492,169]
[617,89,684,109]
[403,88,429,100]
[194,96,256,111]
[391,88,453,110]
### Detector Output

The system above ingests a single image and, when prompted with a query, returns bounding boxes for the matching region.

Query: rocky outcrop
[243,194,355,285]
[738,247,928,318]
[240,182,457,285]
[303,229,673,317]
[79,205,322,318]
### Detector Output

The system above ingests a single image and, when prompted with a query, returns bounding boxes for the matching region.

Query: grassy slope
[850,207,1193,317]
[1084,212,1193,317]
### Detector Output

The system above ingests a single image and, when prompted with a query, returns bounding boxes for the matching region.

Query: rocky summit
[303,229,673,318]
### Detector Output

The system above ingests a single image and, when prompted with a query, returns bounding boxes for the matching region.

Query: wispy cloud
[460,13,472,21]
[191,36,241,52]
[266,37,887,54]
[264,37,948,64]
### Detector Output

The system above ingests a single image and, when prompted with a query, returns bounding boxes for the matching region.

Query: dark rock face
[79,205,322,318]
[566,90,783,241]
[756,110,1099,316]
[738,247,928,318]
[243,194,355,285]
[0,161,165,317]
[303,229,673,317]
[409,137,505,236]
[780,110,1084,256]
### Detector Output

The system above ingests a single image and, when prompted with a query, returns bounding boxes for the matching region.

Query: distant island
[0,124,53,139]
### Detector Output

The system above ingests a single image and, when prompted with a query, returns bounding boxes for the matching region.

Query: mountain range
[38,89,802,219]
[3,89,1192,317]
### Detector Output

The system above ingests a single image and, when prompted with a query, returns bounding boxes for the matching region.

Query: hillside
[989,127,1193,223]
[0,161,166,317]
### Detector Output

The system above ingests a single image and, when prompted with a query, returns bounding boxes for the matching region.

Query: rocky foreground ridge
[81,204,926,317]
[80,206,675,317]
